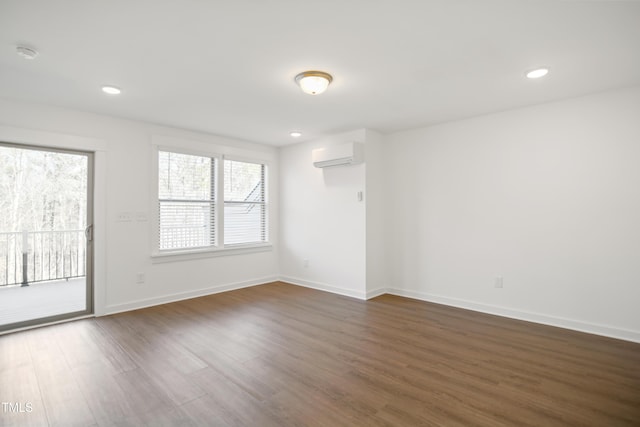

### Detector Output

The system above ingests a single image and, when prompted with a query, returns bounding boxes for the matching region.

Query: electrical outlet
[136,272,145,284]
[303,259,309,268]
[495,276,503,288]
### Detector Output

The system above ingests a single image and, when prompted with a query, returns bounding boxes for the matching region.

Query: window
[158,151,216,250]
[224,159,267,245]
[156,149,268,254]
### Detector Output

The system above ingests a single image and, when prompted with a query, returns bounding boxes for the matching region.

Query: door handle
[85,224,94,242]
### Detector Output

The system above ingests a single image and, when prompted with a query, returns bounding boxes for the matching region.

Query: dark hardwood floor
[1,281,639,426]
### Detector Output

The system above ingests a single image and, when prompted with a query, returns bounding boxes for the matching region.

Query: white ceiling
[1,1,639,146]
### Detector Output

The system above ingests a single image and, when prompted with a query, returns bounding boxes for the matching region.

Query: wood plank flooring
[1,281,639,426]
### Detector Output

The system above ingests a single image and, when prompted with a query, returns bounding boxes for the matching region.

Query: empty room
[1,1,639,426]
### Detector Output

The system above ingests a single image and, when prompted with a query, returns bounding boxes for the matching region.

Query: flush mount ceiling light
[295,71,333,95]
[101,85,122,95]
[16,45,39,60]
[526,68,549,79]
[290,131,302,138]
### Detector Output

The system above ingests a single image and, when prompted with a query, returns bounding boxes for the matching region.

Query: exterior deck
[0,277,86,328]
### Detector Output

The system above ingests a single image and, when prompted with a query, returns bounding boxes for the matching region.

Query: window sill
[151,243,273,263]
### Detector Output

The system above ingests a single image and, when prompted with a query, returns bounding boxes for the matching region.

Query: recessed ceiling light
[290,131,302,138]
[101,85,122,95]
[295,71,333,95]
[16,45,39,60]
[526,68,549,79]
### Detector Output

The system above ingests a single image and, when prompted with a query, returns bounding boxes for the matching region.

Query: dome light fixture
[101,85,122,95]
[526,68,549,79]
[290,131,302,138]
[16,45,39,60]
[295,71,333,95]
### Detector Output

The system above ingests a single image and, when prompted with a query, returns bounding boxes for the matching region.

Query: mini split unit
[312,142,364,168]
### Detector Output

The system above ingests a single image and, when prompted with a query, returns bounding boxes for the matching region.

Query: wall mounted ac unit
[312,142,364,168]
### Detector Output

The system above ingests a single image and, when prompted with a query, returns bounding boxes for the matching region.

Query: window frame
[151,145,272,262]
[222,155,269,247]
[157,149,218,252]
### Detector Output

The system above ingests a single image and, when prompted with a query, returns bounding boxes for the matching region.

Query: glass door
[0,142,93,331]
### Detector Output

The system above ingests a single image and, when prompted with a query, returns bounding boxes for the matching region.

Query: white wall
[363,129,389,297]
[385,86,640,342]
[0,99,279,315]
[279,130,367,298]
[3,86,639,343]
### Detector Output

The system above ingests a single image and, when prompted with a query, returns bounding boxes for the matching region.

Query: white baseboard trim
[366,287,388,300]
[104,275,279,316]
[100,275,639,343]
[385,287,640,344]
[279,276,367,300]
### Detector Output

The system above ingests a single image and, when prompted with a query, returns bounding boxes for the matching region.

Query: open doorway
[0,142,93,331]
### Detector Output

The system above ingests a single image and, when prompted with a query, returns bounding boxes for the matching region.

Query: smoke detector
[16,46,39,60]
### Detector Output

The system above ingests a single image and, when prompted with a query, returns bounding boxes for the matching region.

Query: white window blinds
[158,151,216,250]
[224,160,267,245]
